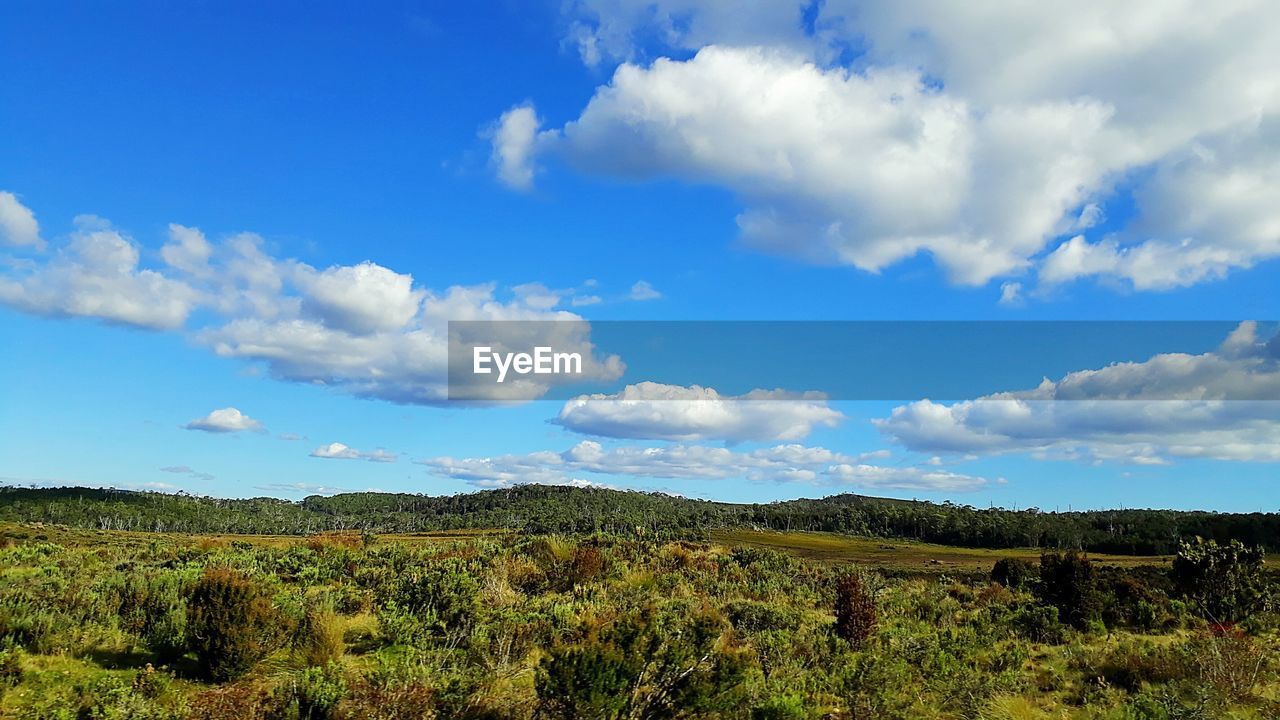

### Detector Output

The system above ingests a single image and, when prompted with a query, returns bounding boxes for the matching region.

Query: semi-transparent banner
[447,320,1280,402]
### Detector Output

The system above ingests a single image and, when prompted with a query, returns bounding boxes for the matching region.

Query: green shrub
[187,567,281,682]
[384,557,479,640]
[1011,604,1067,644]
[0,597,64,653]
[1171,538,1269,624]
[1038,552,1100,631]
[272,664,347,720]
[536,606,746,720]
[834,572,876,648]
[991,558,1035,589]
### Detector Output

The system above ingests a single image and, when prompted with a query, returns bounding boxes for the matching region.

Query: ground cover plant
[0,507,1276,719]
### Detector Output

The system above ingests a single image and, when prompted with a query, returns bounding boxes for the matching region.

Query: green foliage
[1011,604,1067,644]
[1171,538,1269,623]
[10,483,1280,553]
[382,557,479,641]
[187,567,282,681]
[833,572,876,647]
[991,557,1035,589]
[272,664,347,720]
[1038,551,1101,631]
[536,605,747,719]
[0,518,1275,719]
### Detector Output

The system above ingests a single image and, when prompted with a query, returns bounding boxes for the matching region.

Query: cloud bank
[499,1,1280,292]
[420,440,986,491]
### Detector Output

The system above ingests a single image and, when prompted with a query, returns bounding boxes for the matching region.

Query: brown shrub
[834,572,876,648]
[187,567,281,682]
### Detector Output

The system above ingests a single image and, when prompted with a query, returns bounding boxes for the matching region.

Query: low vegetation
[0,511,1276,718]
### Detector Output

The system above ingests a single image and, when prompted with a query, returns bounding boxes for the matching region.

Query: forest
[2,485,1278,554]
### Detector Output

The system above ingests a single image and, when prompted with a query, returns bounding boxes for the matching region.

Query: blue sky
[2,2,1279,511]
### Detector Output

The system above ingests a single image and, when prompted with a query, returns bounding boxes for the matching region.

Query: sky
[1,1,1279,512]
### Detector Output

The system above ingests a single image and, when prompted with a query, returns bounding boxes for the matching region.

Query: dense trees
[3,484,1279,554]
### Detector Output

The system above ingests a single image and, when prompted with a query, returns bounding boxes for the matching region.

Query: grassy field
[711,528,1173,572]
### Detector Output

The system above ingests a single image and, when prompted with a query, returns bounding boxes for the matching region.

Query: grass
[0,521,497,550]
[711,528,1173,572]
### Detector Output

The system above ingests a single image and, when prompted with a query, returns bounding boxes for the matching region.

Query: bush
[1102,575,1168,632]
[1011,604,1067,644]
[117,572,188,659]
[991,558,1035,589]
[273,664,347,720]
[833,572,876,648]
[1038,552,1100,631]
[1171,538,1269,624]
[384,558,479,640]
[187,567,281,682]
[296,599,344,667]
[536,606,746,720]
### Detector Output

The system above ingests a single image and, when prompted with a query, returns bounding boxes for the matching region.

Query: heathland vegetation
[0,486,1275,718]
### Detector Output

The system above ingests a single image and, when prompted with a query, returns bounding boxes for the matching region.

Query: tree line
[1,484,1277,554]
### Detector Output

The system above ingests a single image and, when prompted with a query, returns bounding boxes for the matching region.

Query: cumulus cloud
[184,407,265,433]
[0,192,43,250]
[515,2,1280,290]
[420,440,986,491]
[294,261,425,334]
[310,442,399,463]
[877,322,1280,464]
[555,382,843,442]
[161,224,213,276]
[0,196,622,405]
[0,216,198,329]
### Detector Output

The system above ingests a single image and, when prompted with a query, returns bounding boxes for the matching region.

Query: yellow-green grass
[711,528,1175,572]
[0,521,500,550]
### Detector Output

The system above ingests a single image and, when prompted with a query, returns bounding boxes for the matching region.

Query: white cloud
[877,322,1280,463]
[628,280,662,300]
[528,2,1280,291]
[0,195,622,405]
[420,439,986,491]
[0,192,43,250]
[998,282,1022,306]
[160,465,215,482]
[161,224,213,276]
[0,216,198,329]
[310,442,399,463]
[490,104,547,191]
[555,381,843,442]
[184,407,264,433]
[294,261,425,334]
